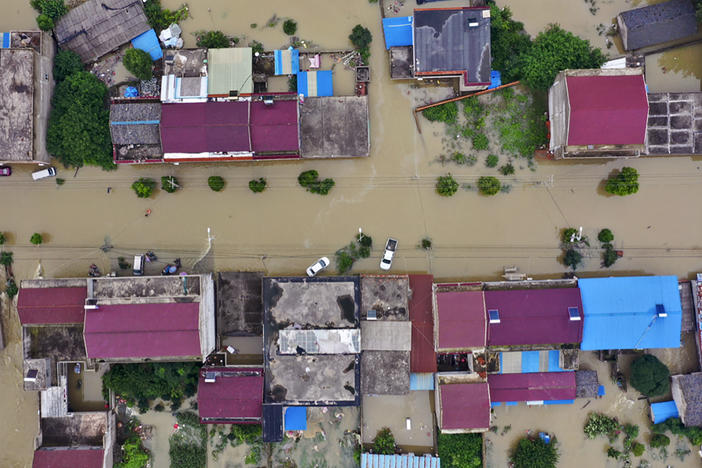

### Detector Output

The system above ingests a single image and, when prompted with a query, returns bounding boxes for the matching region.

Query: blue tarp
[505,401,518,406]
[124,86,139,98]
[284,406,307,431]
[297,70,333,97]
[580,276,683,350]
[651,400,679,423]
[361,453,441,468]
[548,350,565,372]
[1,32,10,49]
[488,70,502,89]
[598,385,606,397]
[543,399,575,405]
[131,29,163,61]
[521,351,540,373]
[274,49,300,75]
[382,16,413,49]
[410,373,435,390]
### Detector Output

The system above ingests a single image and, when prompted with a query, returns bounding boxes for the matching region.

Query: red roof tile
[33,448,104,468]
[485,288,583,346]
[488,372,576,402]
[18,287,87,325]
[409,275,436,372]
[198,367,264,423]
[250,101,299,153]
[84,302,201,359]
[566,75,648,146]
[436,291,486,350]
[439,382,490,430]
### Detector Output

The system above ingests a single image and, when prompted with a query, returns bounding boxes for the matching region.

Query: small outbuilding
[207,48,253,96]
[672,373,702,426]
[617,0,698,51]
[297,70,333,97]
[274,49,299,75]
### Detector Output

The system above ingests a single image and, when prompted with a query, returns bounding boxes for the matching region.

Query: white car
[380,238,398,271]
[306,257,330,277]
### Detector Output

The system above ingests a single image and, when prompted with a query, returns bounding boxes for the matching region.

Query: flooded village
[1,0,702,467]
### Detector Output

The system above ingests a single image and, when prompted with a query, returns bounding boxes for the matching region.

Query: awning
[297,71,333,97]
[382,16,413,49]
[274,49,300,75]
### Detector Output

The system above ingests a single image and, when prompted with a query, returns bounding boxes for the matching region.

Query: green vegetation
[494,88,547,160]
[422,102,458,125]
[473,133,489,151]
[420,237,432,250]
[485,154,499,168]
[563,248,583,270]
[248,178,267,193]
[477,176,501,196]
[288,74,297,91]
[53,50,83,82]
[169,412,207,468]
[437,433,482,468]
[131,178,156,198]
[584,413,619,440]
[630,354,670,397]
[499,163,515,175]
[102,362,200,412]
[598,228,614,243]
[603,244,618,268]
[0,251,13,267]
[652,417,702,445]
[607,447,622,460]
[511,436,559,468]
[161,176,179,193]
[210,424,262,462]
[30,233,43,246]
[436,174,459,197]
[116,436,149,468]
[118,257,130,270]
[632,442,645,457]
[31,0,67,30]
[142,0,189,31]
[448,152,477,166]
[249,40,264,55]
[372,428,396,455]
[208,176,225,192]
[335,232,373,273]
[36,14,53,31]
[6,278,18,299]
[56,178,65,186]
[196,30,230,48]
[283,19,297,35]
[489,5,532,83]
[622,423,639,439]
[649,433,671,448]
[605,167,639,196]
[561,228,578,244]
[349,24,372,64]
[298,170,335,195]
[0,232,5,245]
[123,48,153,81]
[47,71,114,170]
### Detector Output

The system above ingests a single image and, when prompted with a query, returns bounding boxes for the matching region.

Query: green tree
[37,0,67,19]
[473,133,490,151]
[478,176,501,196]
[650,433,670,448]
[583,413,619,439]
[349,24,372,63]
[161,176,179,193]
[30,233,43,245]
[598,228,614,243]
[123,48,153,81]
[0,251,13,266]
[499,163,515,175]
[436,174,459,197]
[36,14,54,31]
[131,178,156,198]
[438,433,482,468]
[46,71,114,170]
[196,30,230,48]
[652,417,702,445]
[142,0,189,31]
[420,237,432,250]
[602,244,618,268]
[489,4,532,83]
[605,167,639,196]
[0,232,6,245]
[208,176,225,192]
[630,354,670,397]
[632,442,645,457]
[485,154,499,168]
[606,447,621,460]
[249,178,267,193]
[563,248,582,270]
[336,250,354,274]
[53,50,83,82]
[249,40,264,55]
[102,362,201,407]
[422,102,458,124]
[283,19,297,35]
[511,436,559,468]
[117,438,149,468]
[372,428,395,455]
[6,278,18,299]
[519,25,606,90]
[298,170,334,195]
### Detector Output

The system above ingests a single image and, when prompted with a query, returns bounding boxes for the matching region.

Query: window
[656,304,667,318]
[488,309,500,324]
[568,307,581,321]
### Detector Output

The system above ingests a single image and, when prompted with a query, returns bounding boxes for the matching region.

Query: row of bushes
[436,174,504,197]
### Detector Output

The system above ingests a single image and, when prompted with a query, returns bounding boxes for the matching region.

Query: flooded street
[1,0,702,466]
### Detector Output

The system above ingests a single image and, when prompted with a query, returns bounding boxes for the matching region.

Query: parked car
[32,166,56,180]
[306,257,330,277]
[0,166,11,176]
[380,238,398,270]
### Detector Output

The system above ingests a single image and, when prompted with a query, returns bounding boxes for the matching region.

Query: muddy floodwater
[2,0,702,466]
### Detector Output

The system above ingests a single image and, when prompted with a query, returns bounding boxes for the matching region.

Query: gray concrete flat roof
[361,392,435,448]
[361,351,410,395]
[163,49,208,76]
[361,321,412,351]
[299,96,370,158]
[0,49,35,161]
[40,412,108,447]
[390,46,413,79]
[92,275,202,301]
[217,272,263,336]
[360,275,409,320]
[27,326,86,362]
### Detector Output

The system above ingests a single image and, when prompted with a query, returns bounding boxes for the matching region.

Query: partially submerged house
[672,373,702,426]
[207,48,253,97]
[161,49,208,103]
[617,0,698,51]
[579,276,682,350]
[198,367,264,424]
[548,68,649,159]
[110,101,163,163]
[54,0,150,63]
[298,96,370,158]
[436,380,491,433]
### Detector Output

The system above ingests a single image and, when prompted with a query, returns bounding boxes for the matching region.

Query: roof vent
[568,307,581,321]
[204,371,216,383]
[488,309,500,324]
[367,310,377,321]
[467,18,479,28]
[24,369,38,382]
[84,298,99,310]
[656,304,667,318]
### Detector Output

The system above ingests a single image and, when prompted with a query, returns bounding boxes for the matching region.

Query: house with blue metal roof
[579,276,682,350]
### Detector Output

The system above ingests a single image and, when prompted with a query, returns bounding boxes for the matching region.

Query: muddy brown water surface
[2,0,702,466]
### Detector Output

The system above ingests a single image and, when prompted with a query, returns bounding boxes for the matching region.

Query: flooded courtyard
[1,0,702,466]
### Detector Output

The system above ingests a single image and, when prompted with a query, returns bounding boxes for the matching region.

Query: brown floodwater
[3,0,702,466]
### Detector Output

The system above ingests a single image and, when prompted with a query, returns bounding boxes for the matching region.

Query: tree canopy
[438,433,482,468]
[46,71,115,170]
[372,428,396,455]
[511,436,559,468]
[196,30,230,48]
[630,354,670,397]
[123,48,153,81]
[605,167,639,196]
[53,50,83,82]
[478,176,501,196]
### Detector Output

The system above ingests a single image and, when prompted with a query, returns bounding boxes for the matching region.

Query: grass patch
[492,88,547,160]
[169,411,207,468]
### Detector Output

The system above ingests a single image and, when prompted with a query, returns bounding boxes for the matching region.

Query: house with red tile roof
[198,367,264,424]
[548,68,649,159]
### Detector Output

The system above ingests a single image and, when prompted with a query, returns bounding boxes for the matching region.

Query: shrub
[652,417,702,445]
[438,433,482,468]
[336,250,354,274]
[103,363,201,408]
[356,233,373,248]
[161,176,179,193]
[123,48,153,81]
[131,178,156,198]
[349,25,372,63]
[249,178,267,193]
[436,174,459,197]
[298,170,334,195]
[288,74,297,92]
[563,248,582,270]
[249,40,264,55]
[450,152,477,166]
[603,244,618,268]
[0,251,13,266]
[485,154,499,168]
[30,233,43,245]
[477,176,501,196]
[208,176,225,192]
[118,257,130,270]
[499,163,515,175]
[598,228,614,243]
[283,19,297,35]
[6,278,18,299]
[632,442,645,457]
[36,0,67,20]
[56,178,65,186]
[117,437,149,468]
[650,433,670,448]
[607,447,621,460]
[605,167,639,196]
[473,133,489,151]
[421,237,432,250]
[142,0,189,31]
[511,436,559,468]
[196,30,230,48]
[36,14,54,31]
[422,102,458,124]
[0,232,5,245]
[562,228,578,244]
[623,424,639,439]
[583,413,619,439]
[372,428,395,455]
[630,354,670,397]
[298,170,319,187]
